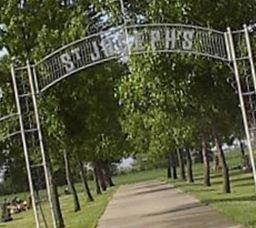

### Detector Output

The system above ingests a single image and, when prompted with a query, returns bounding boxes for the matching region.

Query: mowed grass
[1,187,117,228]
[169,150,256,227]
[2,150,256,227]
[0,169,165,228]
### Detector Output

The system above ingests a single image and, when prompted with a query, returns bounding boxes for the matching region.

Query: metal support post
[244,24,256,96]
[11,63,40,228]
[227,27,256,191]
[119,0,130,55]
[26,60,57,228]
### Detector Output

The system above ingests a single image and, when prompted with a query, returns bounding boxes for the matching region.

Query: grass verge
[168,150,256,227]
[1,169,165,227]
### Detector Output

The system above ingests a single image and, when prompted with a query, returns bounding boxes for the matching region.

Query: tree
[63,149,81,212]
[0,1,92,227]
[79,161,94,202]
[177,149,186,181]
[185,148,194,183]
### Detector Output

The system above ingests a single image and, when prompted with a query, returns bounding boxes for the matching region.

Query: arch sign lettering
[35,24,228,92]
[0,21,255,228]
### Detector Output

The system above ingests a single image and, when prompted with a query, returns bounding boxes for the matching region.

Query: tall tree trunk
[171,152,178,179]
[185,148,194,183]
[239,138,251,170]
[79,161,94,202]
[214,132,231,193]
[63,150,81,212]
[214,150,221,173]
[94,166,102,195]
[97,162,107,191]
[177,149,186,180]
[202,135,211,186]
[239,138,245,157]
[198,149,204,164]
[167,154,172,179]
[45,147,64,228]
[103,162,115,187]
[51,181,64,228]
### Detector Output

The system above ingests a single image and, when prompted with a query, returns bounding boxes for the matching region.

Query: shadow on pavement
[144,202,203,217]
[131,186,175,196]
[130,182,167,190]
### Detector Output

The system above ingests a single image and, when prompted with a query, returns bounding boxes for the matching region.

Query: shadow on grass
[213,176,253,185]
[173,182,202,188]
[233,182,254,188]
[194,174,222,182]
[188,188,216,193]
[202,195,256,204]
[194,170,247,182]
[193,171,204,177]
[0,218,22,227]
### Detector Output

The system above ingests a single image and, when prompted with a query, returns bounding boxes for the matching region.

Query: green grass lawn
[0,169,165,228]
[0,187,117,228]
[2,149,256,228]
[168,149,256,227]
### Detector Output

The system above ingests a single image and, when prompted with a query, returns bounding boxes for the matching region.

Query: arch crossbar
[32,23,230,93]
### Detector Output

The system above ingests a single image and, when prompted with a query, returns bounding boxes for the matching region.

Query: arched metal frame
[33,23,229,93]
[5,22,256,228]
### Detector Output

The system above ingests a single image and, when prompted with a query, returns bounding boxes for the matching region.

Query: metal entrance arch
[6,23,256,227]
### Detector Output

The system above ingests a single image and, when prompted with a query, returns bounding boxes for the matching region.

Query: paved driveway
[98,180,242,228]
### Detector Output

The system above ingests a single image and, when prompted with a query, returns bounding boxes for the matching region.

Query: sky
[0,48,8,58]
